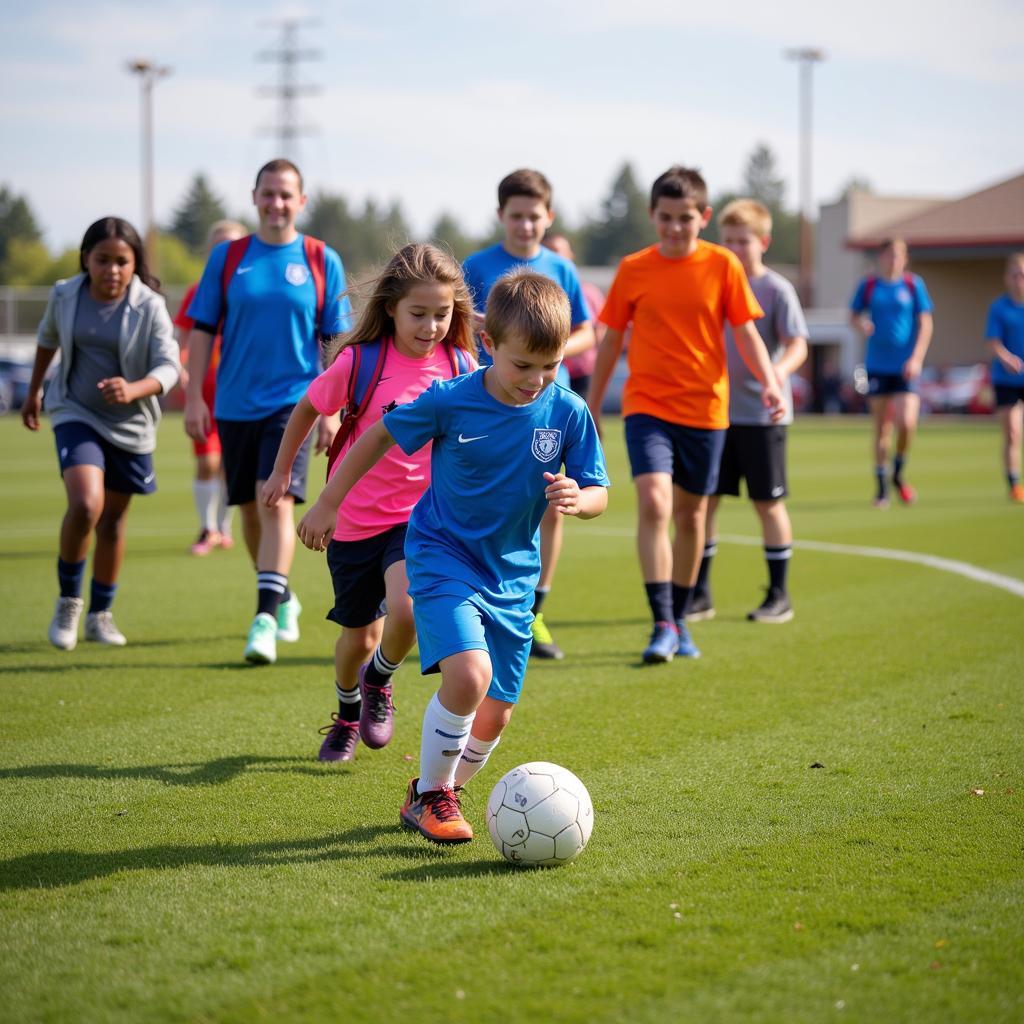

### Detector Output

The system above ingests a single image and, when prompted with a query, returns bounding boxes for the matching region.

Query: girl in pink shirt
[262,244,477,762]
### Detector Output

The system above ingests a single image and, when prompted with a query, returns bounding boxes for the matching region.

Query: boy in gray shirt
[691,199,808,623]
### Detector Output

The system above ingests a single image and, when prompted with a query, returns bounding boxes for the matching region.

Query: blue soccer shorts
[413,589,532,705]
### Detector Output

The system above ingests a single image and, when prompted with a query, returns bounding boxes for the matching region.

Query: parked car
[0,358,34,415]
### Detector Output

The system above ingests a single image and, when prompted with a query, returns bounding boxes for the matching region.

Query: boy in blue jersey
[849,238,934,507]
[297,270,609,844]
[985,253,1024,503]
[184,159,351,664]
[463,169,596,661]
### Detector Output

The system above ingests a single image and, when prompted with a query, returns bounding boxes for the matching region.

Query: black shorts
[325,524,408,629]
[624,413,726,495]
[216,406,311,506]
[994,384,1024,408]
[716,424,788,501]
[868,373,917,397]
[53,421,156,495]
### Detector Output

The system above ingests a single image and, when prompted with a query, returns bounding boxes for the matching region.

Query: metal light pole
[127,60,171,272]
[784,47,825,308]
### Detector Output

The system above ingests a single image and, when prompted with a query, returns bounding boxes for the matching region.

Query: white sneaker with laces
[49,596,84,650]
[85,610,127,646]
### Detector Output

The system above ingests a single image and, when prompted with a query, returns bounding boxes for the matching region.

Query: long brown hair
[325,243,477,365]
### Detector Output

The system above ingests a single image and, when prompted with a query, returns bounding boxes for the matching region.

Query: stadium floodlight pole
[784,47,825,308]
[127,59,171,273]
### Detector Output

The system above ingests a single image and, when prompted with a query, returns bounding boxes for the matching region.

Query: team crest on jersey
[531,428,561,463]
[285,263,310,286]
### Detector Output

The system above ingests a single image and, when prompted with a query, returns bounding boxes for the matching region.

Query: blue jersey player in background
[297,269,609,845]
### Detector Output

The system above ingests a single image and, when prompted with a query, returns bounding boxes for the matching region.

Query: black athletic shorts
[994,384,1024,408]
[325,524,408,629]
[216,405,311,506]
[716,424,788,501]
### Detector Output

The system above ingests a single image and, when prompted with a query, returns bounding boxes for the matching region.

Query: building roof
[848,172,1024,250]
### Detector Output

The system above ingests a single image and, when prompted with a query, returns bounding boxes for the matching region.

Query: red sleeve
[173,282,199,331]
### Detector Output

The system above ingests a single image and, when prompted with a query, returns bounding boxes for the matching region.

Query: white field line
[582,527,1024,599]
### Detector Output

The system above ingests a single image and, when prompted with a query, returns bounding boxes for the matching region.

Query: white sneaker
[49,596,84,650]
[85,610,127,646]
[276,593,302,643]
[244,613,278,664]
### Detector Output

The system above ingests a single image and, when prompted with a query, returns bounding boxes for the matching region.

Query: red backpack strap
[444,343,474,378]
[325,337,390,479]
[218,235,252,331]
[862,274,878,308]
[303,235,327,333]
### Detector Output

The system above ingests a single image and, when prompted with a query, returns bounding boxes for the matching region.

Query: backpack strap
[862,274,878,309]
[325,337,390,479]
[217,235,252,332]
[903,273,920,313]
[303,235,327,333]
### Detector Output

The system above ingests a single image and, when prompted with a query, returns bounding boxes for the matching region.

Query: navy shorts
[868,373,916,397]
[53,421,156,495]
[217,406,311,506]
[994,384,1024,408]
[716,424,788,501]
[325,524,408,628]
[624,413,726,496]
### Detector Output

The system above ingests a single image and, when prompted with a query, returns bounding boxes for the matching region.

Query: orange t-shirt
[599,241,764,429]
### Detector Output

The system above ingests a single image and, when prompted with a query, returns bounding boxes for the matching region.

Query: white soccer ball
[486,761,594,867]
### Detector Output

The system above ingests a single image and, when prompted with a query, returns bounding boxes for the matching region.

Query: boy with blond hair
[463,169,596,661]
[690,199,808,624]
[296,269,609,844]
[588,166,784,664]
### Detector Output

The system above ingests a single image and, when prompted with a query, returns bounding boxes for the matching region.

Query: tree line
[1,144,811,288]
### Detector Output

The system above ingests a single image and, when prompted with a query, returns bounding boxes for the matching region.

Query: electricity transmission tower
[257,18,321,158]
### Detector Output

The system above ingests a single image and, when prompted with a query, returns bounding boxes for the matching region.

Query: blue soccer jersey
[850,274,934,375]
[463,245,591,368]
[383,370,609,613]
[188,234,351,420]
[986,294,1024,386]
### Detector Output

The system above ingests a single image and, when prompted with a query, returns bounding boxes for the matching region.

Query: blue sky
[2,0,1021,251]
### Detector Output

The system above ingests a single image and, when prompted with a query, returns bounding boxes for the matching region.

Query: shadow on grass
[0,825,441,891]
[0,754,331,787]
[382,858,515,882]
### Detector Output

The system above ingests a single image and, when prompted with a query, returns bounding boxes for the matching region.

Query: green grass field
[2,414,1022,1024]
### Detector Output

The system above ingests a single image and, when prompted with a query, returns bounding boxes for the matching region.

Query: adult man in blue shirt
[184,158,350,665]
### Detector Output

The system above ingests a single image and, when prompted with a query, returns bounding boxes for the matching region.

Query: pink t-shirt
[306,338,476,541]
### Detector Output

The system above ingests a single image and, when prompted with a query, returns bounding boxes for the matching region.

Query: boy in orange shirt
[587,166,784,663]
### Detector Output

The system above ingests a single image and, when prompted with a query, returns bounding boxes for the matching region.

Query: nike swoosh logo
[143,473,155,484]
[236,266,254,275]
[458,433,488,444]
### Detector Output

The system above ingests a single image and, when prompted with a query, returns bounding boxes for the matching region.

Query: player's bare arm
[586,326,626,431]
[261,395,321,507]
[774,334,809,385]
[733,320,786,421]
[562,321,596,360]
[904,312,933,380]
[183,327,214,440]
[543,472,607,519]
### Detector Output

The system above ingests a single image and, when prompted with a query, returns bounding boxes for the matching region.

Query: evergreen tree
[169,174,227,254]
[0,185,43,267]
[742,143,787,208]
[430,212,476,262]
[579,163,650,266]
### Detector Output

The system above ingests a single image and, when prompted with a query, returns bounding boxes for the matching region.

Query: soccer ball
[486,761,594,867]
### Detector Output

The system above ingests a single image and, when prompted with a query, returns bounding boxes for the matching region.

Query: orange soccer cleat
[400,779,473,844]
[1010,483,1024,504]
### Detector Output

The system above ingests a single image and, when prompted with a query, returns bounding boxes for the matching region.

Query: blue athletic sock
[672,584,694,622]
[88,578,117,614]
[875,466,888,499]
[644,581,673,624]
[1008,472,1020,488]
[57,557,86,599]
[256,571,287,617]
[765,545,792,593]
[893,454,905,487]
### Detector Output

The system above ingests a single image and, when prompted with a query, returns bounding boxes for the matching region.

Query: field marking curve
[583,527,1024,599]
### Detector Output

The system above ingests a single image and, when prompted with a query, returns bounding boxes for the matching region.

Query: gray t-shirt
[67,286,133,425]
[725,268,808,426]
